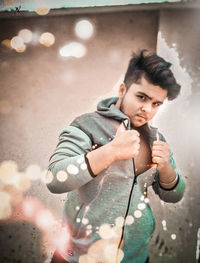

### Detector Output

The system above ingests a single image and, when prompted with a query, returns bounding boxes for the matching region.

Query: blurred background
[0,0,200,262]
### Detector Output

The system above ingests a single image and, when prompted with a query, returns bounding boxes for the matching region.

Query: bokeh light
[35,8,50,16]
[52,226,70,255]
[0,160,32,220]
[125,215,134,225]
[75,19,94,40]
[137,203,146,210]
[0,160,18,185]
[59,42,86,58]
[77,156,84,164]
[115,216,124,228]
[0,191,12,220]
[67,164,79,175]
[82,217,89,225]
[15,44,26,53]
[56,170,68,182]
[134,210,142,218]
[45,170,54,184]
[25,164,41,180]
[35,209,56,230]
[10,36,24,50]
[22,197,42,218]
[80,162,87,170]
[99,224,113,239]
[1,39,12,49]
[171,234,176,240]
[39,32,55,47]
[18,29,33,43]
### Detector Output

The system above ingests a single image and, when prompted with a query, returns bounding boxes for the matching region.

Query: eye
[137,95,146,101]
[153,102,162,107]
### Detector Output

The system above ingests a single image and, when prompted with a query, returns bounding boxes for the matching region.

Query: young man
[47,50,185,263]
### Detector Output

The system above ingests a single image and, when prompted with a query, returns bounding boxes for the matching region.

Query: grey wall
[0,8,199,263]
[149,9,200,263]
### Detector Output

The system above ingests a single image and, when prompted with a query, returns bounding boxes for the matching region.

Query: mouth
[136,114,147,121]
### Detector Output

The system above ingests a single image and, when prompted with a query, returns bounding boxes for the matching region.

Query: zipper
[115,120,137,262]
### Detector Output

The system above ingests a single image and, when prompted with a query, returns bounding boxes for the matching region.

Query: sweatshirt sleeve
[46,125,94,194]
[152,151,185,203]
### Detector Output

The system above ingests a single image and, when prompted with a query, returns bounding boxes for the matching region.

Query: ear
[118,83,126,98]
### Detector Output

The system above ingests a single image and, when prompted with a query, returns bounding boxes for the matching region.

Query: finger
[152,143,169,151]
[152,156,162,164]
[152,149,164,157]
[153,141,168,146]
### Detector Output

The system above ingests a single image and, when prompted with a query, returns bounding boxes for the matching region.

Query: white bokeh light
[59,42,86,58]
[134,210,142,218]
[18,29,33,43]
[67,164,79,175]
[10,36,24,50]
[56,170,68,182]
[39,32,55,47]
[75,19,94,40]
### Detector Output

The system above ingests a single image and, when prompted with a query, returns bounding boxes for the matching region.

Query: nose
[141,103,152,113]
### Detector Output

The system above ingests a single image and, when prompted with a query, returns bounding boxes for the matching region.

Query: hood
[96,97,158,140]
[96,97,128,121]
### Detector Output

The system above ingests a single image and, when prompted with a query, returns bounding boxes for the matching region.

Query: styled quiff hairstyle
[124,50,181,100]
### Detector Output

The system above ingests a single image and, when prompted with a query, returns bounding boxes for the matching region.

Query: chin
[132,120,147,128]
[132,122,144,127]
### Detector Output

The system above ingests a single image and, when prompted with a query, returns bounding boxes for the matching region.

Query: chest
[134,135,152,176]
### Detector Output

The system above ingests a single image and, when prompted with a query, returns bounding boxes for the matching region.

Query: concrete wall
[0,7,199,263]
[150,9,200,263]
[0,10,158,263]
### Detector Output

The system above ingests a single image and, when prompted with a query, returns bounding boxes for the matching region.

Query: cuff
[158,174,180,191]
[84,153,96,178]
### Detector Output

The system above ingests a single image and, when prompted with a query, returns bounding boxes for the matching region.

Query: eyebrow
[137,92,164,104]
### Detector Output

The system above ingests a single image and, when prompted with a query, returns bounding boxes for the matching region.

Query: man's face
[118,77,167,127]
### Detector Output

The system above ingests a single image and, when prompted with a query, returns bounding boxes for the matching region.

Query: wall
[0,7,199,263]
[0,10,158,263]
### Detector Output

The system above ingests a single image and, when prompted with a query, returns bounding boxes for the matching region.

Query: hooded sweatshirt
[47,97,185,263]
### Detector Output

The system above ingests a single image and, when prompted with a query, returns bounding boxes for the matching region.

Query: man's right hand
[109,122,140,161]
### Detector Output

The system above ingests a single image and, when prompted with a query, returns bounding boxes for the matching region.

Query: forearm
[158,162,178,189]
[87,143,117,176]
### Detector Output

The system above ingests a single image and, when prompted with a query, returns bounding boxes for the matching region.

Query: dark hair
[123,50,181,100]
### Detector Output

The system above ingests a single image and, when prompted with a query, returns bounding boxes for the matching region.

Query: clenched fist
[110,122,140,161]
[152,141,171,170]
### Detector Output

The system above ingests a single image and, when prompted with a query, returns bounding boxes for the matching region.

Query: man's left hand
[152,141,171,171]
